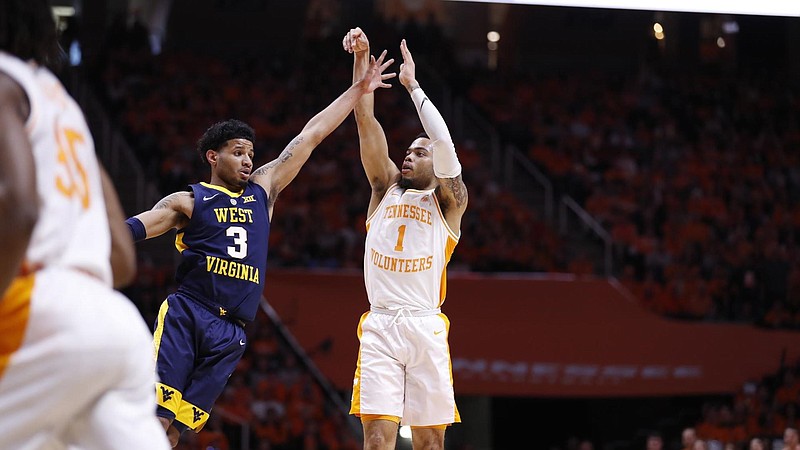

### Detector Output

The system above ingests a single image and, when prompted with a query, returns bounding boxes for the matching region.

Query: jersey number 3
[226,226,248,259]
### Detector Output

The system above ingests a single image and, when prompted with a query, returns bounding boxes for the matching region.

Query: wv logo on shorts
[192,406,206,423]
[160,386,175,402]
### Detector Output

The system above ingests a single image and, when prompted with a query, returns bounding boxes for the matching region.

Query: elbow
[298,129,325,149]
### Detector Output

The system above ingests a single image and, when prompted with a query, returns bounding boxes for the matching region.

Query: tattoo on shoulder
[153,191,188,210]
[252,136,304,176]
[447,176,468,207]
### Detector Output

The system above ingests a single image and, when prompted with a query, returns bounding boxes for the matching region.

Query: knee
[412,440,444,450]
[411,430,445,450]
[363,430,394,450]
[166,425,180,448]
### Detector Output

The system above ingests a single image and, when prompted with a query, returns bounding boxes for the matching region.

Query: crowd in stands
[90,13,568,275]
[542,358,800,450]
[669,357,800,450]
[466,67,800,327]
[83,6,800,450]
[91,8,800,328]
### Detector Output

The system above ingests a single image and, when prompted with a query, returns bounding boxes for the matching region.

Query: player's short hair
[415,131,430,141]
[0,0,61,67]
[196,119,255,167]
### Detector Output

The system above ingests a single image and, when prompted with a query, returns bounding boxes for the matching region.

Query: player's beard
[398,176,412,189]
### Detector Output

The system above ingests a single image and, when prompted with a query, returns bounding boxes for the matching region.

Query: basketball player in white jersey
[0,1,170,448]
[344,28,468,450]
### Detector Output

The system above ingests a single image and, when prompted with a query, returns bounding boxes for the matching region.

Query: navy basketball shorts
[152,292,246,432]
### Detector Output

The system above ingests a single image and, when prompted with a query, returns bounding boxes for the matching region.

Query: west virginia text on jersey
[204,256,259,283]
[174,182,269,322]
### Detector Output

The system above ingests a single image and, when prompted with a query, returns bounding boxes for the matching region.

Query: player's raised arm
[398,39,468,231]
[250,51,395,216]
[345,27,399,211]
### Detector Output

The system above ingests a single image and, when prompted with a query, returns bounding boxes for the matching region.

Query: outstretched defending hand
[399,39,417,91]
[359,50,395,93]
[343,27,369,54]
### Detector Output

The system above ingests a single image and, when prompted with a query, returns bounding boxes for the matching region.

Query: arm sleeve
[410,88,461,178]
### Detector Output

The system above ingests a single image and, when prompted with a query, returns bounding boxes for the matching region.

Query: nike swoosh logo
[203,193,220,201]
[434,330,444,335]
[239,339,245,346]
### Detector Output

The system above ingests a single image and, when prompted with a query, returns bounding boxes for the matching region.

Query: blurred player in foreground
[0,0,170,448]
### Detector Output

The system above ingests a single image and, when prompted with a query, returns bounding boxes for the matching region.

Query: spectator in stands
[784,427,799,450]
[646,431,664,450]
[775,371,799,408]
[683,427,699,450]
[749,437,766,450]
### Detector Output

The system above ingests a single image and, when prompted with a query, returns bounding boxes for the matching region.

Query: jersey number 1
[394,225,407,252]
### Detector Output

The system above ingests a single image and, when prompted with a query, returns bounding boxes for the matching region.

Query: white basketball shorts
[0,267,170,450]
[349,307,461,427]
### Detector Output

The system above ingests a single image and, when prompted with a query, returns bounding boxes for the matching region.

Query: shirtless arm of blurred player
[345,27,401,219]
[99,164,137,288]
[250,51,395,220]
[398,39,468,233]
[0,71,38,296]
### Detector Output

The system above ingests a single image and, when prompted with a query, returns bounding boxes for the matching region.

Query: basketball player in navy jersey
[125,53,395,446]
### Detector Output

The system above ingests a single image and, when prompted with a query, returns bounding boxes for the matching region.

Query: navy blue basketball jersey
[174,181,270,322]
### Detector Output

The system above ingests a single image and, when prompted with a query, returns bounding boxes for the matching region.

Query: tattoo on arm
[281,136,302,161]
[252,136,304,176]
[153,192,184,210]
[252,166,268,176]
[448,175,468,207]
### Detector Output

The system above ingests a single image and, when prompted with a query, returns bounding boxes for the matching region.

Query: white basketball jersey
[0,52,112,285]
[364,184,459,311]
